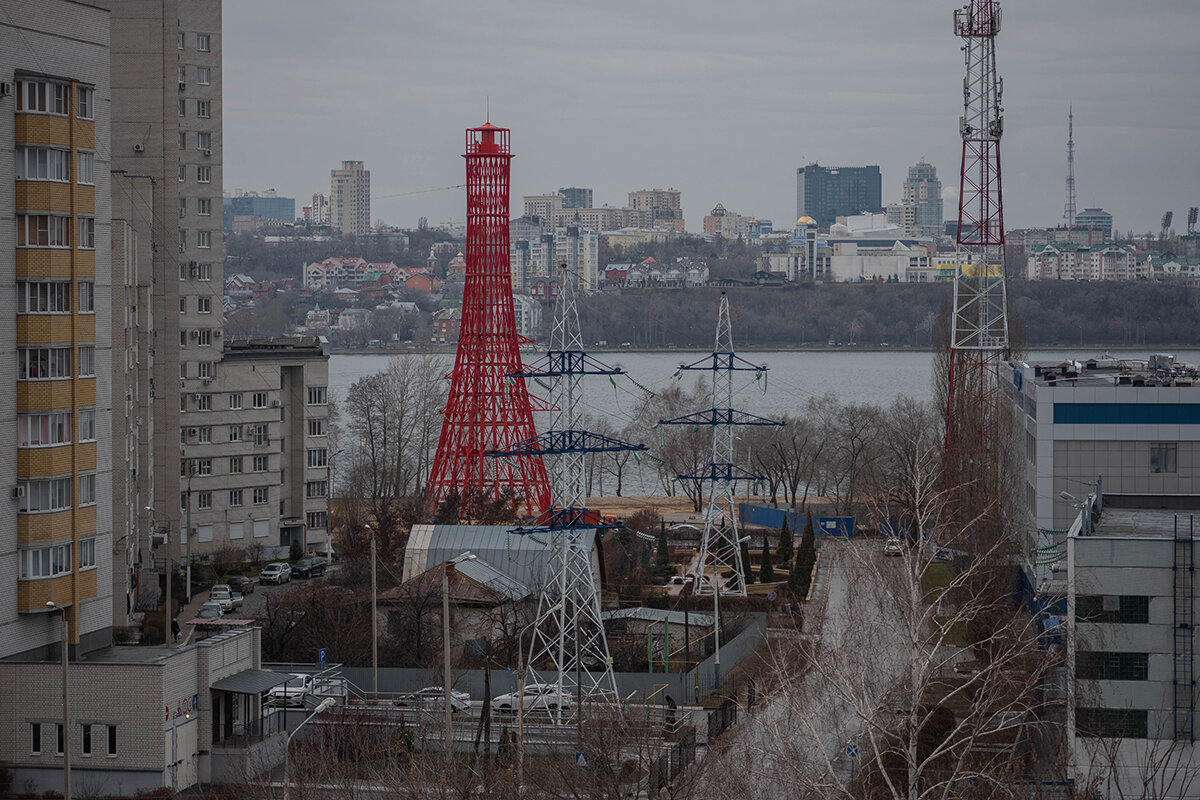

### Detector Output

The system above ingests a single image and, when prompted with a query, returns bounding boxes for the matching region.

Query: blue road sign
[846,743,858,758]
[575,752,589,769]
[318,648,327,664]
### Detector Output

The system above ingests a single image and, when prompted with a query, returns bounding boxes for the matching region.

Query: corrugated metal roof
[602,607,714,628]
[451,553,530,601]
[210,669,291,695]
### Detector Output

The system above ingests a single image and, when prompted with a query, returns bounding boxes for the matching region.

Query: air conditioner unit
[179,81,186,90]
[187,427,198,437]
[189,266,199,278]
[214,330,222,338]
[133,143,145,153]
[270,400,280,408]
[194,393,203,402]
[203,378,213,385]
[0,82,12,97]
[200,148,211,157]
[190,329,199,339]
[11,485,26,501]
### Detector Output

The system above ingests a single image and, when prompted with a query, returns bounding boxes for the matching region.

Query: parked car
[228,591,244,610]
[292,556,327,578]
[669,523,701,536]
[883,538,903,557]
[227,575,254,594]
[492,683,573,713]
[197,602,224,619]
[209,587,234,612]
[396,686,471,713]
[268,674,313,707]
[931,547,953,563]
[260,562,292,584]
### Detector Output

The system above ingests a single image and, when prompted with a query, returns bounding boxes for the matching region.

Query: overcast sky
[223,0,1199,236]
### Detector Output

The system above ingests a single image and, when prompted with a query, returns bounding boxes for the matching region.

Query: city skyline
[223,0,1199,235]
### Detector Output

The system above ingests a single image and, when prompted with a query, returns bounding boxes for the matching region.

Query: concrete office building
[330,159,370,236]
[558,186,592,209]
[795,163,882,229]
[222,192,295,230]
[1074,207,1114,239]
[901,160,943,238]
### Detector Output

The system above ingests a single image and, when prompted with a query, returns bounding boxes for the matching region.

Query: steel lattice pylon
[946,0,1009,477]
[426,122,550,516]
[660,294,781,599]
[491,267,645,722]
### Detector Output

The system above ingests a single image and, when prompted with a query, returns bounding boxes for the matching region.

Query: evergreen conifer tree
[788,514,818,600]
[778,518,794,564]
[759,538,775,583]
[740,539,755,586]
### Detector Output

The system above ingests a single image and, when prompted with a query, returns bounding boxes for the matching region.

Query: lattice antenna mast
[1063,106,1076,231]
[946,0,1009,465]
[426,122,551,516]
[490,266,646,720]
[660,293,782,598]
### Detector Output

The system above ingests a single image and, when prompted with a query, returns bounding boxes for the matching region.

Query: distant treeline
[576,281,1200,349]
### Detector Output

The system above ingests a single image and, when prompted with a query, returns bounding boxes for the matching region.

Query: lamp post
[367,524,377,697]
[46,601,70,800]
[282,697,335,800]
[443,554,475,755]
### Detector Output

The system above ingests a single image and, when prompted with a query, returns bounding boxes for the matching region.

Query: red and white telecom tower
[425,122,551,515]
[945,0,1010,467]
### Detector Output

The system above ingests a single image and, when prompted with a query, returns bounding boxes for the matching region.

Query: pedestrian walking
[171,617,181,643]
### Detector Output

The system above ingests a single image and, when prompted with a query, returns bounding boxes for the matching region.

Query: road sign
[318,648,327,664]
[768,591,777,601]
[575,752,589,769]
[846,743,859,758]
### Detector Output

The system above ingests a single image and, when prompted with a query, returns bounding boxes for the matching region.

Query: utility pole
[443,565,453,755]
[47,602,70,800]
[369,530,378,697]
[184,461,194,604]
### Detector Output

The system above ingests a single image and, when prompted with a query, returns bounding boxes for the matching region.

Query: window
[56,724,64,756]
[77,151,94,184]
[1077,595,1150,624]
[198,491,212,510]
[229,521,244,540]
[78,217,95,249]
[229,457,243,474]
[78,409,96,441]
[253,487,268,505]
[307,449,328,468]
[306,481,328,499]
[179,131,187,150]
[1077,708,1148,739]
[78,345,96,377]
[197,131,211,149]
[178,98,186,117]
[198,426,212,443]
[178,31,185,49]
[16,80,68,114]
[197,66,211,85]
[180,297,188,313]
[229,489,243,507]
[196,458,212,476]
[252,392,268,408]
[1151,443,1177,474]
[15,147,71,181]
[31,723,41,755]
[78,282,95,313]
[82,723,92,757]
[79,538,96,569]
[76,86,94,120]
[198,198,211,216]
[253,456,268,473]
[197,263,212,280]
[198,361,213,378]
[198,297,211,313]
[19,544,73,577]
[253,425,268,446]
[18,281,71,313]
[198,231,211,249]
[178,165,186,182]
[197,166,211,183]
[78,473,96,506]
[307,511,328,530]
[17,214,71,247]
[229,393,242,410]
[198,329,212,346]
[107,725,117,757]
[18,412,72,447]
[178,229,186,252]
[18,347,72,380]
[197,33,211,51]
[19,478,72,513]
[1076,651,1149,681]
[307,418,327,436]
[180,331,188,348]
[180,197,187,218]
[197,100,210,118]
[178,64,187,84]
[228,425,241,442]
[307,386,328,405]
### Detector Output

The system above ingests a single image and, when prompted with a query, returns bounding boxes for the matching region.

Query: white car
[396,686,471,713]
[883,538,904,557]
[197,601,224,620]
[260,562,292,584]
[209,587,234,612]
[267,674,313,707]
[493,683,573,713]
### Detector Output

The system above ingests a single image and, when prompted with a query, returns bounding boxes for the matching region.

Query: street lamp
[366,523,377,697]
[282,697,336,800]
[46,601,70,800]
[443,553,476,754]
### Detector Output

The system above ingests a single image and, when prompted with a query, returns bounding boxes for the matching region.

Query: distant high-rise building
[311,192,330,225]
[628,188,684,232]
[558,187,593,209]
[901,161,943,238]
[1074,207,1113,238]
[223,193,295,230]
[795,164,882,229]
[330,160,370,236]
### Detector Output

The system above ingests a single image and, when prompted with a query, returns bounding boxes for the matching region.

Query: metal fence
[647,728,697,794]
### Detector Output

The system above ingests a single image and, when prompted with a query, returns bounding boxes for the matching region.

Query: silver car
[259,562,292,584]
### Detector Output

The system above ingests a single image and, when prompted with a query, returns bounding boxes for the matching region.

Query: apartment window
[78,217,96,249]
[253,487,268,505]
[307,449,328,468]
[198,297,211,313]
[178,229,186,252]
[307,418,327,436]
[197,100,210,119]
[15,147,71,181]
[178,31,185,49]
[78,281,95,313]
[197,131,211,149]
[178,65,187,83]
[78,473,96,506]
[76,86,94,120]
[107,725,117,758]
[79,408,96,441]
[178,98,186,117]
[307,386,328,405]
[31,723,41,755]
[197,394,213,411]
[252,392,268,409]
[197,33,211,52]
[198,362,213,378]
[197,66,211,85]
[198,426,212,444]
[224,426,240,445]
[251,425,269,446]
[180,392,189,411]
[16,80,68,114]
[197,263,212,280]
[17,214,71,247]
[18,281,71,313]
[18,347,71,380]
[19,477,72,513]
[19,543,73,576]
[77,151,94,185]
[198,231,211,249]
[1076,651,1149,681]
[197,166,211,183]
[1077,708,1147,739]
[229,457,243,474]
[179,331,188,348]
[306,481,328,499]
[307,511,328,530]
[229,489,243,507]
[56,724,64,756]
[179,165,186,182]
[1151,443,1177,474]
[1076,595,1150,624]
[198,198,211,216]
[180,197,188,218]
[253,456,268,473]
[79,538,96,569]
[78,345,96,377]
[81,724,92,757]
[18,412,72,447]
[198,329,212,346]
[229,393,242,410]
[198,491,212,510]
[179,131,187,150]
[197,458,212,476]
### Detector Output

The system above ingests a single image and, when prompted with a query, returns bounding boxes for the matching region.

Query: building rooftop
[1090,506,1200,539]
[1016,353,1198,389]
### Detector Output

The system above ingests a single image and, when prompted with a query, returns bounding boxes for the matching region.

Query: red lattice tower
[426,122,551,515]
[945,0,1009,482]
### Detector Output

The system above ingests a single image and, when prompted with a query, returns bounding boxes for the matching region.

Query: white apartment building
[330,160,370,236]
[1027,242,1145,281]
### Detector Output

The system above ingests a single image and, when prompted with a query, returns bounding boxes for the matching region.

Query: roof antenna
[486,96,490,123]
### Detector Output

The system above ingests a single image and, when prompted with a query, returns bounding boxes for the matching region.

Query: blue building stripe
[1053,403,1200,425]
